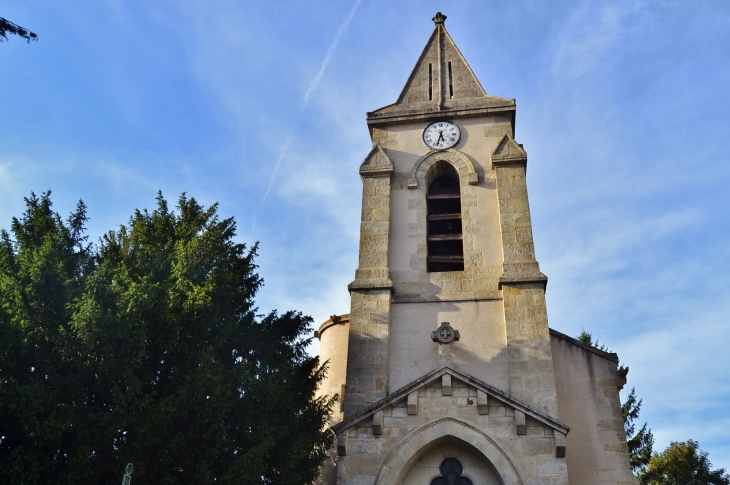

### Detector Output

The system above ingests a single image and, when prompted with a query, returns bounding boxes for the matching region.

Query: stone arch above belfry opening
[426,159,459,188]
[408,149,478,190]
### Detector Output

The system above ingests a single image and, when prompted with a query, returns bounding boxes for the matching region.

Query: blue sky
[2,0,730,469]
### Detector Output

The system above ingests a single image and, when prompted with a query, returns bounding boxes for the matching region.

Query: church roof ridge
[366,13,515,126]
[549,328,620,363]
[333,363,570,436]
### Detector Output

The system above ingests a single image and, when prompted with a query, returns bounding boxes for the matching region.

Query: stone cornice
[366,103,515,127]
[391,292,502,303]
[498,271,548,290]
[347,278,394,292]
[333,364,570,436]
[314,314,350,340]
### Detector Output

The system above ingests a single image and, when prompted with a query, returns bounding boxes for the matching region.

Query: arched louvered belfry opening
[427,161,464,272]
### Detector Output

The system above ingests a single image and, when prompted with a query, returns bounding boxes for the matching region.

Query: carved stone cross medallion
[432,322,460,344]
[431,322,460,363]
[431,322,459,344]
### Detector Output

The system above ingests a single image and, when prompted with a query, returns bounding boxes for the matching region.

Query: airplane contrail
[262,133,294,201]
[302,0,362,107]
[265,1,361,199]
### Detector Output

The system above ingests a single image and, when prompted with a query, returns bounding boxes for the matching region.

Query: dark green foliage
[0,191,335,484]
[0,17,37,43]
[640,440,729,485]
[623,387,654,473]
[0,192,93,483]
[576,328,610,352]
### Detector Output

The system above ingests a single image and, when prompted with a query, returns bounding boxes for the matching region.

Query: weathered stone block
[536,457,568,477]
[554,432,567,457]
[341,475,376,485]
[489,416,514,427]
[372,411,383,435]
[515,410,527,435]
[407,391,418,415]
[597,419,624,432]
[523,437,556,456]
[337,434,348,456]
[382,416,409,429]
[605,442,629,456]
[477,390,489,414]
[442,374,452,396]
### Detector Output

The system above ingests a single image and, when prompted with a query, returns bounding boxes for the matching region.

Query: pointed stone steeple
[367,13,515,125]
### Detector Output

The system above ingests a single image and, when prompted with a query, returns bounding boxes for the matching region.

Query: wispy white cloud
[261,0,364,199]
[101,0,128,21]
[302,0,362,107]
[0,161,18,193]
[619,299,730,452]
[547,208,703,275]
[0,160,28,227]
[551,3,632,79]
[262,133,294,201]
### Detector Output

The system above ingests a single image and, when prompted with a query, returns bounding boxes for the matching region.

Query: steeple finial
[432,12,447,26]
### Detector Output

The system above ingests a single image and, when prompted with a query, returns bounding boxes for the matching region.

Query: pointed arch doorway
[373,418,523,485]
[401,438,500,485]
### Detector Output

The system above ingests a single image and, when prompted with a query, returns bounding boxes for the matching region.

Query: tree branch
[0,17,38,43]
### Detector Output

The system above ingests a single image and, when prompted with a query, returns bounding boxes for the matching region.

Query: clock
[423,121,460,150]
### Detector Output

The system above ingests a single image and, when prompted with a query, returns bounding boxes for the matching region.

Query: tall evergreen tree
[0,192,335,484]
[623,387,654,473]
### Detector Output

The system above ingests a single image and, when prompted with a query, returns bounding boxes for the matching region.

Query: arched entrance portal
[374,418,522,485]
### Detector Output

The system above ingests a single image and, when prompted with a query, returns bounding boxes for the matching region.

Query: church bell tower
[315,12,637,485]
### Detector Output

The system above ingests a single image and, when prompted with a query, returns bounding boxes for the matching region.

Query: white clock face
[423,121,460,150]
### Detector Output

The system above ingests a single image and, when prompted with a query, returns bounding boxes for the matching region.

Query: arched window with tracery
[429,458,473,485]
[427,161,464,272]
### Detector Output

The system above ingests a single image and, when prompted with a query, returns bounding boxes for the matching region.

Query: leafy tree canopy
[640,440,729,485]
[0,17,37,43]
[0,191,335,484]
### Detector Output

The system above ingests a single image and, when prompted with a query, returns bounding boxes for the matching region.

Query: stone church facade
[315,13,637,485]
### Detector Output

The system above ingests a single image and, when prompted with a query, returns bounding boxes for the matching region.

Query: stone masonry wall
[495,164,537,266]
[502,283,560,417]
[551,334,638,485]
[344,289,391,417]
[346,172,394,418]
[494,158,560,419]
